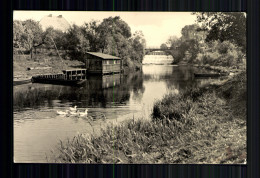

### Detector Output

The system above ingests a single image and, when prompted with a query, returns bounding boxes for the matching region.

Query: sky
[13,11,197,48]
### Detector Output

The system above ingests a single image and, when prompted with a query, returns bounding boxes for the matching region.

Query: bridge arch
[143,48,175,64]
[144,47,175,55]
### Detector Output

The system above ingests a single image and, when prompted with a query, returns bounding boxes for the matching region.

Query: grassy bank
[13,54,86,80]
[196,64,246,74]
[53,70,246,164]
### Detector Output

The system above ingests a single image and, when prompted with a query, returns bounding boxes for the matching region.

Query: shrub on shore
[195,41,245,67]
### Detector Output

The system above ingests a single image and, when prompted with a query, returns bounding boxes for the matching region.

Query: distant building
[39,14,70,32]
[85,52,121,74]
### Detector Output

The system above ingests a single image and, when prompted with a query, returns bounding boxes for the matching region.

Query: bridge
[144,47,176,55]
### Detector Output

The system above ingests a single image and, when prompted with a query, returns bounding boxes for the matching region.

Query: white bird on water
[57,110,69,115]
[70,106,77,112]
[79,109,88,117]
[70,110,79,115]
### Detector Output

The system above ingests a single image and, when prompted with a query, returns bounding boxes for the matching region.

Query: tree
[62,24,90,61]
[193,12,246,52]
[43,27,66,50]
[165,25,203,64]
[181,24,199,41]
[13,20,25,51]
[166,35,179,48]
[131,31,146,63]
[19,20,46,59]
[160,43,168,49]
[97,16,132,53]
[83,20,101,52]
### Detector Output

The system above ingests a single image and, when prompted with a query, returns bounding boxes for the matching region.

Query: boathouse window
[96,61,101,65]
[107,61,109,65]
[114,60,116,64]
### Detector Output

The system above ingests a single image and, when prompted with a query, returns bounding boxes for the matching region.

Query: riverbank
[13,54,142,82]
[53,70,246,164]
[13,54,85,81]
[195,64,246,74]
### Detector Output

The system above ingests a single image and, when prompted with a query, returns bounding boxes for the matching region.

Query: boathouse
[85,52,121,74]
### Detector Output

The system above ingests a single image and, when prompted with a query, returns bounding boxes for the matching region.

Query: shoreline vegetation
[52,69,246,164]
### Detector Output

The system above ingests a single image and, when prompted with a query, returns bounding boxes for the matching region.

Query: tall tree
[193,12,246,52]
[13,20,25,51]
[166,35,179,48]
[19,20,45,59]
[131,31,146,63]
[62,24,90,61]
[97,16,132,53]
[160,43,168,49]
[43,27,66,50]
[83,20,101,52]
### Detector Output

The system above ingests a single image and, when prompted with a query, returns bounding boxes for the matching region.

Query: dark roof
[86,52,121,60]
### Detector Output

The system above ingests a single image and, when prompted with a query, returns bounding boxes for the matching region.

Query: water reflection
[13,72,145,111]
[13,65,211,112]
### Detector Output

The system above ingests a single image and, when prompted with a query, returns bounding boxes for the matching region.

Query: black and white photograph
[13,11,246,164]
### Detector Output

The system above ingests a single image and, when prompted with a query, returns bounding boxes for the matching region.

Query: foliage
[193,12,246,53]
[82,20,101,52]
[131,31,146,64]
[181,24,206,42]
[195,40,244,67]
[97,16,132,53]
[13,20,25,50]
[167,39,200,64]
[61,24,90,61]
[160,43,168,49]
[13,19,46,59]
[166,24,203,64]
[43,27,66,50]
[166,35,179,48]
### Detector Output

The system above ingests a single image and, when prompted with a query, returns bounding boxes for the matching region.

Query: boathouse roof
[86,52,121,60]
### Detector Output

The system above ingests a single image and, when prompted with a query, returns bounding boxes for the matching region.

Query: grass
[52,71,246,164]
[198,64,246,74]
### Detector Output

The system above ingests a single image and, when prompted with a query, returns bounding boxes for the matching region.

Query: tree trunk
[30,48,33,59]
[34,48,37,61]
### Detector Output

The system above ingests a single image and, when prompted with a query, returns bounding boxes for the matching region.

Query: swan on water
[70,106,77,112]
[79,109,88,117]
[57,110,69,115]
[70,110,79,115]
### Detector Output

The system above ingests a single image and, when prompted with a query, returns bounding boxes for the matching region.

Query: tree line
[160,12,246,67]
[13,16,146,70]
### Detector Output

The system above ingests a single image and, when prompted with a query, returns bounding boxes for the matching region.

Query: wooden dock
[62,69,87,80]
[31,69,87,86]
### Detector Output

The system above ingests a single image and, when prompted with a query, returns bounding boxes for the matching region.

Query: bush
[196,40,244,67]
[152,92,192,122]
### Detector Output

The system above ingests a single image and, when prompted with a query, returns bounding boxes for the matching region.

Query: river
[13,61,215,163]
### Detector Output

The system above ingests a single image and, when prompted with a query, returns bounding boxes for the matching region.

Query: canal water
[13,63,214,163]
